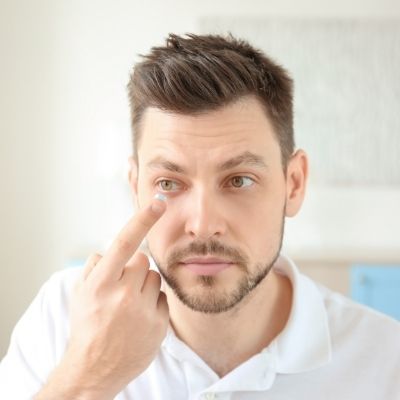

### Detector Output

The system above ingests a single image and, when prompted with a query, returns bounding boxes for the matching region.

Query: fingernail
[151,193,167,213]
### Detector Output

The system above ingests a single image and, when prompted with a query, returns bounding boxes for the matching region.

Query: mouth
[180,257,234,276]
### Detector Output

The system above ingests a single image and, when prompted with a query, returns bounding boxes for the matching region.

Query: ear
[128,156,139,205]
[284,149,309,217]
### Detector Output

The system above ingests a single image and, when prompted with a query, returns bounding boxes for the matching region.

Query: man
[1,32,399,399]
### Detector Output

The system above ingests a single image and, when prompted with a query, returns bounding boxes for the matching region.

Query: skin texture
[129,94,308,376]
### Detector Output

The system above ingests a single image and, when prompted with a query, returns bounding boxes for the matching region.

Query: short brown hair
[127,32,295,172]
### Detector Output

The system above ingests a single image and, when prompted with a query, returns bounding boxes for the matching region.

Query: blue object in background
[351,265,400,320]
[66,259,85,268]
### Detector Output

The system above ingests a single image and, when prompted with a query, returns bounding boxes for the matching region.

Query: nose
[184,189,227,240]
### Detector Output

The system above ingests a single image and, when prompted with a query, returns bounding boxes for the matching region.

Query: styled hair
[127,32,295,172]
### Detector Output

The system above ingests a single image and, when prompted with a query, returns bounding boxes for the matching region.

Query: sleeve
[0,270,74,400]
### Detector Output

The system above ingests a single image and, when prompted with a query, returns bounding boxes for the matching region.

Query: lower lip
[183,263,233,276]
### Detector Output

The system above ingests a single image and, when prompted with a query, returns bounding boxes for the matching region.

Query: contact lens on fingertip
[151,193,167,213]
[154,193,167,202]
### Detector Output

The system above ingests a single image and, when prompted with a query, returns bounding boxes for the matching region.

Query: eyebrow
[146,151,268,174]
[219,151,268,171]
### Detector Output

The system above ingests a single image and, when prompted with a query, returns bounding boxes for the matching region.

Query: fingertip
[154,193,167,202]
[151,193,167,214]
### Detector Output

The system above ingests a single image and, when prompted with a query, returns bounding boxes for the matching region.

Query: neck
[164,266,293,377]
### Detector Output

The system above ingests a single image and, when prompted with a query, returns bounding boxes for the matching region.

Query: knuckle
[155,310,168,329]
[82,253,103,280]
[136,214,153,231]
[148,269,161,278]
[91,252,102,260]
[136,251,149,264]
[92,252,103,261]
[127,300,152,323]
[158,290,167,303]
[87,278,108,299]
[86,253,101,265]
[128,252,149,268]
[147,270,161,285]
[158,295,169,313]
[116,287,134,308]
[115,237,133,254]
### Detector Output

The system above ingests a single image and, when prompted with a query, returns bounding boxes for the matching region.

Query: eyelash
[155,176,255,192]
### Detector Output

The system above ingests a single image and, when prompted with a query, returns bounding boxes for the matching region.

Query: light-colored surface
[295,260,350,296]
[282,186,400,258]
[1,0,400,357]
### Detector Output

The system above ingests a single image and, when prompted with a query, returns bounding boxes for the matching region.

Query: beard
[149,205,286,314]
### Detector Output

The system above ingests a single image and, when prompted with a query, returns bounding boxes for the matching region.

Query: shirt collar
[159,253,332,376]
[271,253,332,373]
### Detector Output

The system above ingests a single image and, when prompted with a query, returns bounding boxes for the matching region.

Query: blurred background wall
[1,0,399,357]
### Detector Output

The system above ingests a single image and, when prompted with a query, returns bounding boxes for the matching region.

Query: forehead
[137,96,280,166]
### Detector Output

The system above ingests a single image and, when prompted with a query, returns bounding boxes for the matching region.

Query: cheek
[146,209,182,252]
[238,200,285,252]
[234,195,279,226]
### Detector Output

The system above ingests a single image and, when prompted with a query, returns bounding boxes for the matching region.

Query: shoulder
[316,282,400,350]
[38,266,84,310]
[0,266,85,388]
[319,283,398,327]
[20,266,84,344]
[44,266,83,293]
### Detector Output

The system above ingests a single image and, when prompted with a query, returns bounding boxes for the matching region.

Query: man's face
[131,96,299,313]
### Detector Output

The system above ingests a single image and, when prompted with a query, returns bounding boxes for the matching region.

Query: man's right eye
[156,179,181,191]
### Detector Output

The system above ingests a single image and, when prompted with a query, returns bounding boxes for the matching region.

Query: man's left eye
[229,176,254,188]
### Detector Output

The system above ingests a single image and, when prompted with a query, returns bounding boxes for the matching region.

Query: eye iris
[160,180,173,190]
[232,177,244,187]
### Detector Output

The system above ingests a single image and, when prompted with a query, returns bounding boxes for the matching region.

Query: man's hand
[35,195,168,400]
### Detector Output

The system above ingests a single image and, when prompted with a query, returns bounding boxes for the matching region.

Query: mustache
[166,239,249,269]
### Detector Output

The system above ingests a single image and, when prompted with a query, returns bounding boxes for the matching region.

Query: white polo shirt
[1,254,399,399]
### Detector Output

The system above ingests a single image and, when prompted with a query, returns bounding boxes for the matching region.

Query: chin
[160,264,271,314]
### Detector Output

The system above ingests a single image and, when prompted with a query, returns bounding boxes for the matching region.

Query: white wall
[1,0,400,357]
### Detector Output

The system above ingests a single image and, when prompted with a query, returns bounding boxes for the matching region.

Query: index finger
[95,193,167,282]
